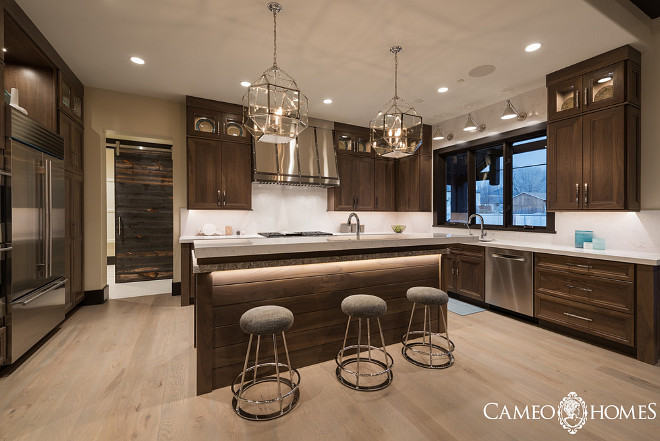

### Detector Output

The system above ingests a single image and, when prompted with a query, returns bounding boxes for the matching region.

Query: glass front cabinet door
[584,62,625,111]
[548,77,582,121]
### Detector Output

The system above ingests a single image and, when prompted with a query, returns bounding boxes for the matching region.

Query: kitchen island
[190,233,477,395]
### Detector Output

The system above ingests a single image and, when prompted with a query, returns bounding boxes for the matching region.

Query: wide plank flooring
[1,294,658,440]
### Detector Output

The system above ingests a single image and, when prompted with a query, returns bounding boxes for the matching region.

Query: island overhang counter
[191,233,477,395]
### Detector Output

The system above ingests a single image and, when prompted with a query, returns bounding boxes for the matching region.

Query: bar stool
[335,294,394,391]
[231,305,301,421]
[401,287,455,369]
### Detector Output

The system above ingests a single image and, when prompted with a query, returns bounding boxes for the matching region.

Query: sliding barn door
[114,146,173,282]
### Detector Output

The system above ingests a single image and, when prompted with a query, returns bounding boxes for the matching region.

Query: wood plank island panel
[196,254,445,394]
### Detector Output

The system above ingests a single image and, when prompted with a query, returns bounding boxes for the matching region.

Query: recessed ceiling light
[598,76,612,84]
[323,98,333,104]
[240,81,251,87]
[437,87,449,93]
[525,43,542,53]
[130,56,145,65]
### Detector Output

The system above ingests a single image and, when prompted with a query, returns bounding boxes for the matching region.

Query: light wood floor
[1,294,658,441]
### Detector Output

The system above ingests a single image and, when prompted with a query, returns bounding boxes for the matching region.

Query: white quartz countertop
[192,233,477,259]
[471,240,660,266]
[181,233,660,265]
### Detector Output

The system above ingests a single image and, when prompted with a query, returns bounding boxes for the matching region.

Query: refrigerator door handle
[14,279,68,305]
[47,160,53,278]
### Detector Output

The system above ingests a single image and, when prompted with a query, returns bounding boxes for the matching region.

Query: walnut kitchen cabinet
[187,138,252,210]
[65,172,84,312]
[374,157,395,211]
[546,46,640,212]
[396,153,432,212]
[327,151,374,211]
[441,245,485,302]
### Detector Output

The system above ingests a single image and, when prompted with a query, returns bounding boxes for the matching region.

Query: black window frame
[433,122,555,233]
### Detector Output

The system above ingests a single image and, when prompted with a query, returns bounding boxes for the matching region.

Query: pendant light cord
[272,7,278,68]
[394,50,398,100]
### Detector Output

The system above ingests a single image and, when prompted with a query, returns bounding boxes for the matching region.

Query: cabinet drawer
[0,326,6,365]
[535,269,634,313]
[535,294,634,346]
[535,253,634,281]
[448,244,484,258]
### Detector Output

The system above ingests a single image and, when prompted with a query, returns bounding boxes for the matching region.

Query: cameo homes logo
[483,392,657,435]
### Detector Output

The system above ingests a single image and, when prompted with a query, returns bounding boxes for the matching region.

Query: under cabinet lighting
[2,48,6,52]
[130,56,145,65]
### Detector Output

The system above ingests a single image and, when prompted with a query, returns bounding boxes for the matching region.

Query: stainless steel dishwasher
[485,247,534,316]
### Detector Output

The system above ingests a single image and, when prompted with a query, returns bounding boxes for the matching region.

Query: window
[512,136,547,227]
[434,125,554,232]
[445,152,468,223]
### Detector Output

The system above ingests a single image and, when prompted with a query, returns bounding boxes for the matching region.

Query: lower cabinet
[534,253,635,346]
[65,172,84,312]
[442,245,485,302]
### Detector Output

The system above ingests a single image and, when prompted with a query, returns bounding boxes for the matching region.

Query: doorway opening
[106,137,173,299]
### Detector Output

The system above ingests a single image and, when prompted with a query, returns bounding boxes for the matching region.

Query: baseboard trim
[82,285,109,305]
[172,282,181,296]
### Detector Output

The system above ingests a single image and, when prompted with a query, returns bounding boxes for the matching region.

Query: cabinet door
[582,107,625,210]
[70,121,84,175]
[548,77,582,121]
[220,142,252,210]
[396,155,420,211]
[441,255,456,293]
[547,117,583,210]
[419,154,432,212]
[456,254,485,301]
[187,138,222,209]
[332,153,356,210]
[374,158,395,211]
[354,156,374,210]
[187,107,221,139]
[584,62,625,112]
[221,113,251,143]
[60,113,73,172]
[64,174,74,311]
[72,175,84,304]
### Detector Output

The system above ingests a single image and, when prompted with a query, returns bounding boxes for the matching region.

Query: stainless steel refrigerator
[6,107,66,363]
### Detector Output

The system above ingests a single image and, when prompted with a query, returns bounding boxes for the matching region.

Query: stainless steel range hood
[253,118,339,187]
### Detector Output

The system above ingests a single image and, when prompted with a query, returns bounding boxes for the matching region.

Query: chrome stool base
[231,367,301,421]
[401,303,455,369]
[231,332,300,421]
[335,317,394,391]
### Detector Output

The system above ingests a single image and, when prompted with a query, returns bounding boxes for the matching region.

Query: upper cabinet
[546,46,640,212]
[185,96,253,210]
[328,123,432,212]
[59,72,83,124]
[547,46,640,122]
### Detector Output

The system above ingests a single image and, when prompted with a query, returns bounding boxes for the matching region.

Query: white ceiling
[16,0,643,126]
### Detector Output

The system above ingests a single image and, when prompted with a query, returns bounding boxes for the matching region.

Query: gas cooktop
[258,231,334,238]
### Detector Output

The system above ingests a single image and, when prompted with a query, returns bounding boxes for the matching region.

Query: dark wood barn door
[115,146,173,283]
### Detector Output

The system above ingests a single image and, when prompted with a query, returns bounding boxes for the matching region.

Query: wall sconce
[432,126,453,141]
[501,100,527,121]
[463,113,486,132]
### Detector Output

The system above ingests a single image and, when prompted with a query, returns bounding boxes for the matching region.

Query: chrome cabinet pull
[584,183,588,206]
[118,216,122,237]
[563,312,592,322]
[217,190,222,206]
[584,88,588,107]
[223,190,227,206]
[575,89,579,109]
[575,183,579,206]
[565,284,593,292]
[566,263,592,269]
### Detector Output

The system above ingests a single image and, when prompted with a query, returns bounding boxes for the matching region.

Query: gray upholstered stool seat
[239,305,294,335]
[406,287,449,306]
[341,294,387,318]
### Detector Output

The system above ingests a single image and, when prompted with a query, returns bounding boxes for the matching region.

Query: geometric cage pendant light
[370,46,423,159]
[243,2,309,144]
